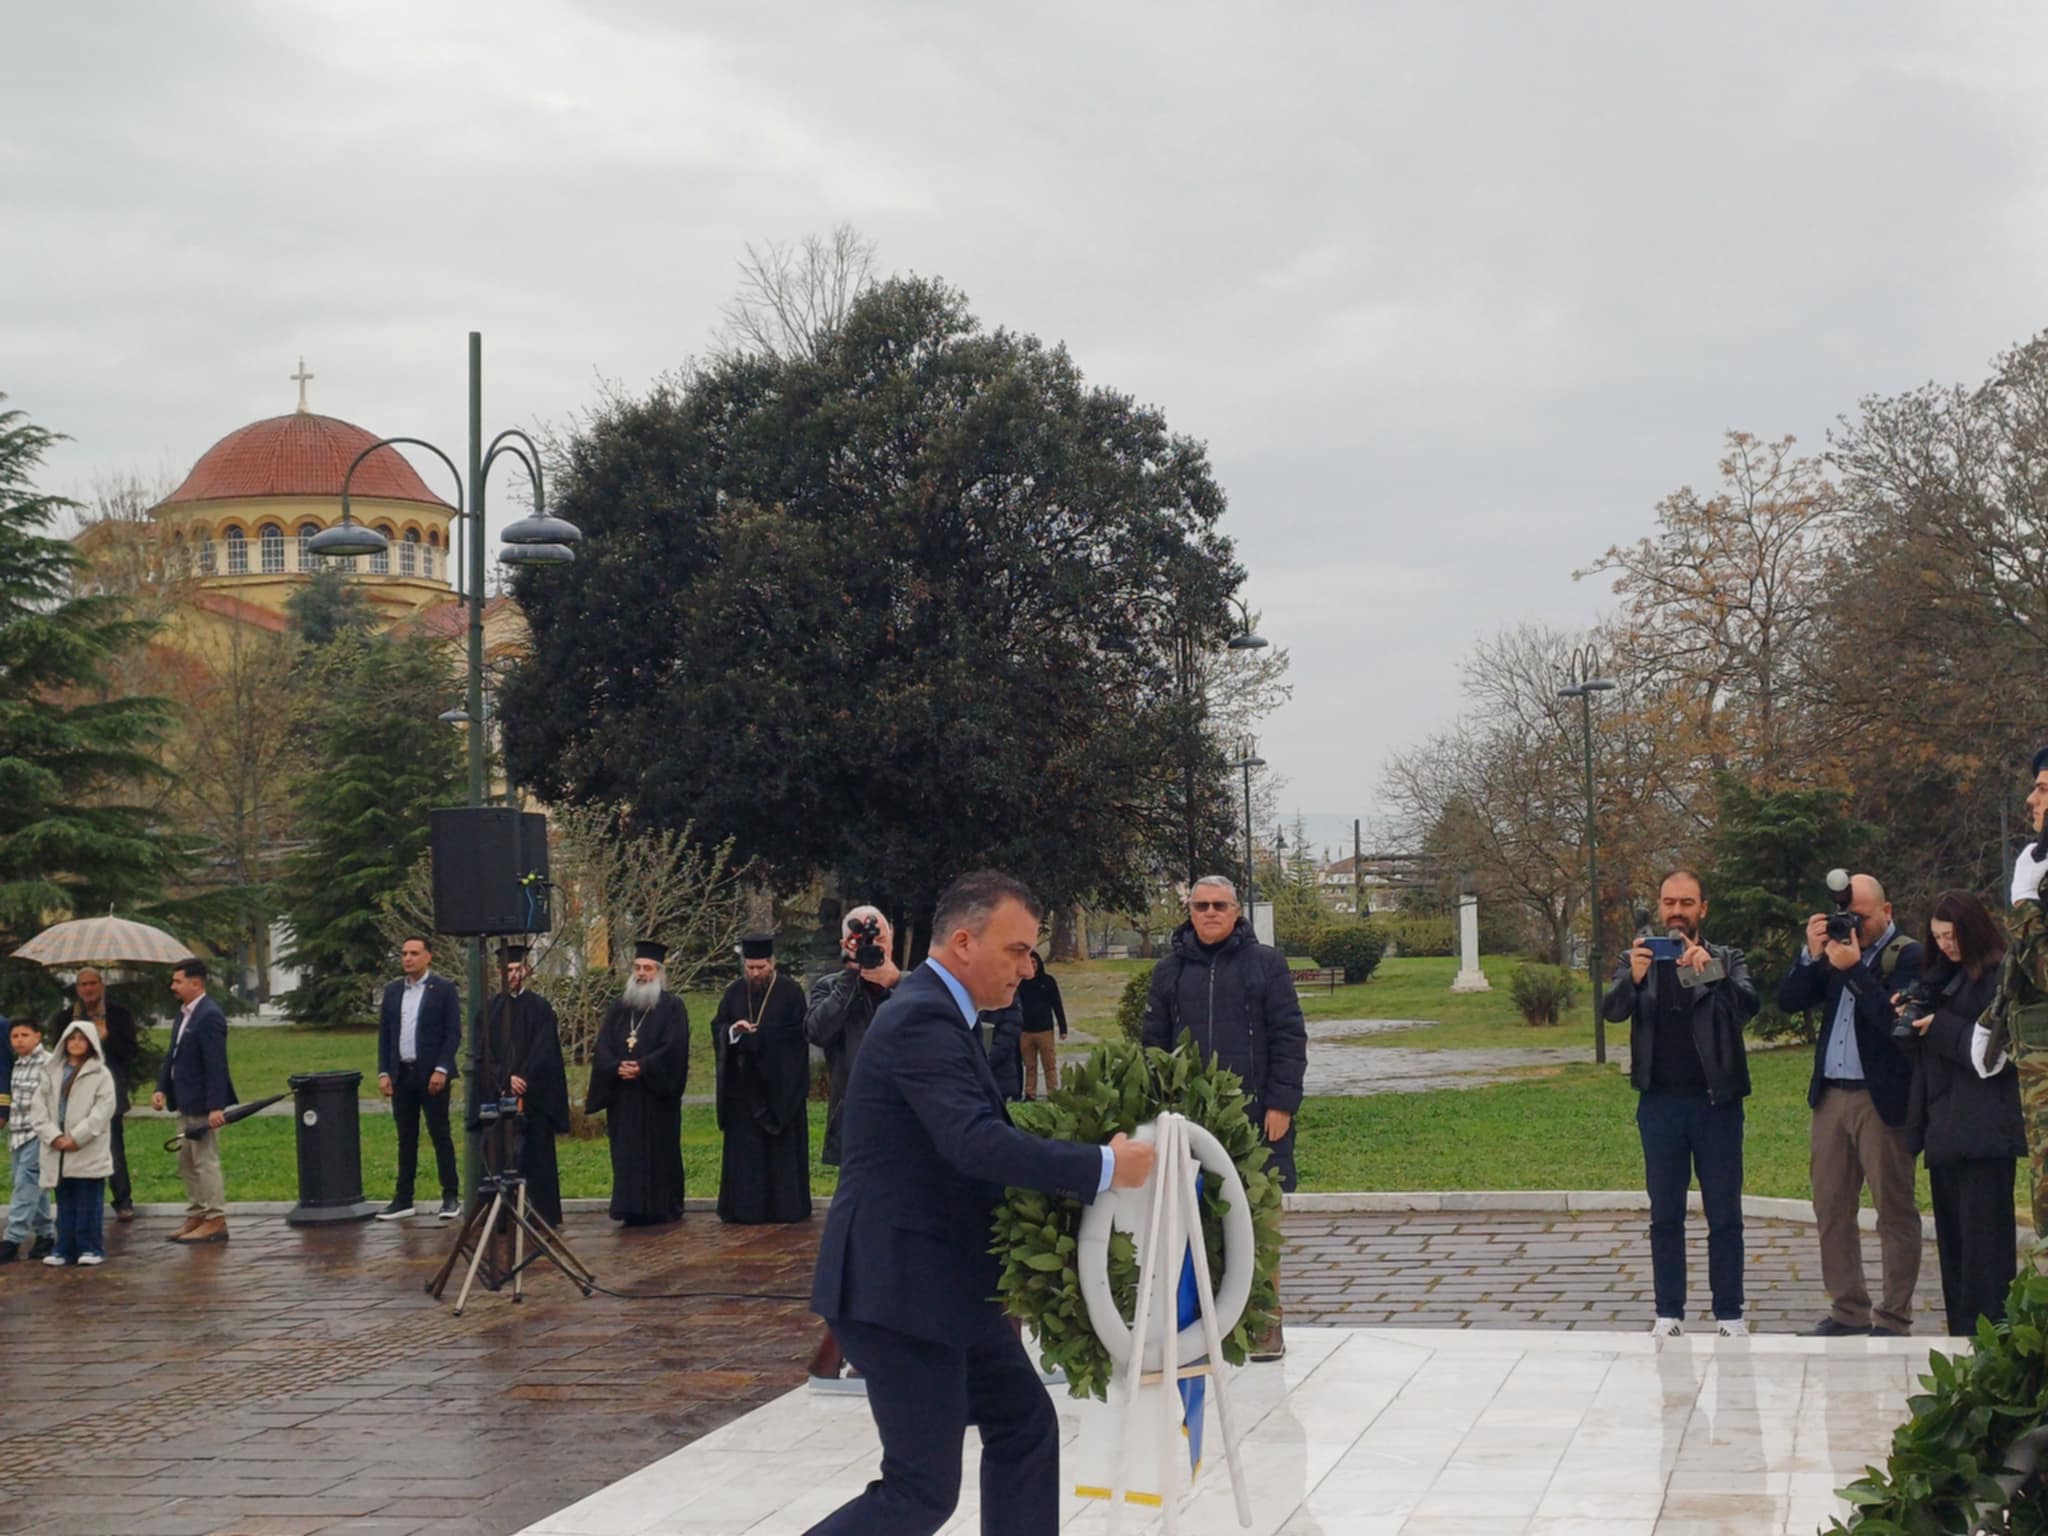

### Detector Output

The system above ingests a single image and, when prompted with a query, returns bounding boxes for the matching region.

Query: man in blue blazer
[808,871,1156,1536]
[375,935,463,1220]
[153,958,237,1244]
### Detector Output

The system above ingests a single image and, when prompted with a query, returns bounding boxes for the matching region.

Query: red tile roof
[159,413,454,511]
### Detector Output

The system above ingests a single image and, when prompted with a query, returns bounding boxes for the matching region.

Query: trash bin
[286,1070,381,1225]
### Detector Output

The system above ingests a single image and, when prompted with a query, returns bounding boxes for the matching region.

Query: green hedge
[1509,963,1577,1026]
[1379,914,1456,957]
[1116,962,1154,1044]
[1310,923,1388,984]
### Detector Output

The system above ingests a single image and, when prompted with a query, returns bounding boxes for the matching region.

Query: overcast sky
[6,2,2047,839]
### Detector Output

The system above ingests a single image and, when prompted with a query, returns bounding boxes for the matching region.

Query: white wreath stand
[1081,1113,1255,1532]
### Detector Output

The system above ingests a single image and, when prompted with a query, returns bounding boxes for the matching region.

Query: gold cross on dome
[291,357,314,413]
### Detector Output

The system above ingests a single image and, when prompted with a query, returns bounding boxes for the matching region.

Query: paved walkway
[0,1208,1943,1534]
[1301,1018,1631,1097]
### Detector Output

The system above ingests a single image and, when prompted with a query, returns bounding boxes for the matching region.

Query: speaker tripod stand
[425,1119,596,1316]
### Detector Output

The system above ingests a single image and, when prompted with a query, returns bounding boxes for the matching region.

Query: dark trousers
[806,1309,1061,1536]
[1638,1091,1745,1320]
[392,1063,458,1205]
[1929,1157,2018,1338]
[106,1112,129,1208]
[55,1176,106,1260]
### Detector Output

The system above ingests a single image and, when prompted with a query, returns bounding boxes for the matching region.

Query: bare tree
[715,224,881,362]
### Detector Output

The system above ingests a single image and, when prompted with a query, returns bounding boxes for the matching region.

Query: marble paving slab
[517,1326,1942,1536]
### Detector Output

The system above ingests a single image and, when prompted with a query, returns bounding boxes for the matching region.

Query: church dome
[159,412,452,510]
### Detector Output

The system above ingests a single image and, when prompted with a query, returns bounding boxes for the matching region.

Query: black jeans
[1637,1091,1745,1321]
[1929,1157,2017,1337]
[391,1063,458,1205]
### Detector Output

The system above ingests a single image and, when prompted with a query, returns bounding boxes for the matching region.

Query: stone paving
[1283,1209,1945,1335]
[0,1207,1942,1535]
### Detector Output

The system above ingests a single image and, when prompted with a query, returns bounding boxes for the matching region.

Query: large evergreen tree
[503,277,1246,941]
[277,626,463,1025]
[0,398,176,1011]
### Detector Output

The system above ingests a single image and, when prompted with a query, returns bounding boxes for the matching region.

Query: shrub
[1116,962,1155,1044]
[1311,923,1388,984]
[1379,914,1456,957]
[1509,963,1577,1026]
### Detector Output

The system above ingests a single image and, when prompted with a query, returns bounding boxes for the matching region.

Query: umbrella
[162,1092,289,1152]
[12,915,195,968]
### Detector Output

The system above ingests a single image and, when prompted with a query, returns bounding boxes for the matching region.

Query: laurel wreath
[992,1036,1285,1400]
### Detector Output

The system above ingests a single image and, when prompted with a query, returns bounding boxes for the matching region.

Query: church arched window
[369,524,392,575]
[400,528,420,577]
[298,523,319,570]
[259,523,285,574]
[225,527,247,575]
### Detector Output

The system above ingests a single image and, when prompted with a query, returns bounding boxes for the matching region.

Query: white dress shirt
[399,976,427,1064]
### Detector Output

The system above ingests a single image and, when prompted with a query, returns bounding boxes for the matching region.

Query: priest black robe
[710,970,813,1224]
[478,986,569,1227]
[586,992,689,1224]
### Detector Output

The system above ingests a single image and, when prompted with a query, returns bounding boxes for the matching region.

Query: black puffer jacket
[805,967,895,1166]
[1905,962,2026,1167]
[1139,919,1308,1116]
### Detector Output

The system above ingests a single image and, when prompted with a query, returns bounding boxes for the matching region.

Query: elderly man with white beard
[587,940,690,1226]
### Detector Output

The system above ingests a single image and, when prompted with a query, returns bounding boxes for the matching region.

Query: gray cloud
[5,0,2046,821]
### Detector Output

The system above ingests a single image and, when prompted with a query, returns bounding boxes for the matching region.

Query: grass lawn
[1298,955,1607,1052]
[125,1048,1963,1215]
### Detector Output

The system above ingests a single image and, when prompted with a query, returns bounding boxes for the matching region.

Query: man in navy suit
[807,871,1157,1536]
[375,935,463,1220]
[153,958,237,1244]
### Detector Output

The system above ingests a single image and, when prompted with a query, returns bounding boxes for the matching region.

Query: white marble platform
[518,1325,1938,1536]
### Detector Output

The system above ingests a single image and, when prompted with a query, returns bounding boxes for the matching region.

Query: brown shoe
[1249,1318,1286,1362]
[806,1328,844,1381]
[114,1203,135,1223]
[174,1218,229,1244]
[164,1216,204,1243]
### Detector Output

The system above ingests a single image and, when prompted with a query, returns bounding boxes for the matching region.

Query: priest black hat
[501,944,530,964]
[739,932,775,960]
[634,939,669,964]
[2033,744,2048,777]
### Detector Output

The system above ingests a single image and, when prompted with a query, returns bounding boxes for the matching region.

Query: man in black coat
[1600,869,1759,1336]
[806,906,901,1167]
[153,958,236,1244]
[375,935,463,1221]
[588,940,689,1225]
[806,871,1154,1536]
[711,933,812,1225]
[47,967,139,1220]
[1776,871,1923,1336]
[477,945,568,1227]
[1140,873,1307,1358]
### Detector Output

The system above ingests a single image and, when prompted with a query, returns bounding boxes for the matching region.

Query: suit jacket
[810,962,1105,1345]
[156,995,236,1116]
[377,974,463,1081]
[1776,931,1921,1127]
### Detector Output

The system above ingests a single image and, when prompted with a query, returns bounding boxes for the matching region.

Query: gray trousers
[1811,1086,1921,1332]
[178,1117,227,1220]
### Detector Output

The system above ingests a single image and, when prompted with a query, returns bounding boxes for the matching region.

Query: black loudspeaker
[429,808,552,936]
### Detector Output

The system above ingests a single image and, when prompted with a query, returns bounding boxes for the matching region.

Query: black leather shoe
[438,1196,461,1221]
[0,1241,17,1264]
[1801,1317,1872,1337]
[27,1235,53,1260]
[374,1200,415,1221]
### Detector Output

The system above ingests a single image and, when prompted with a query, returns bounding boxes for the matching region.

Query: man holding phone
[1600,869,1759,1337]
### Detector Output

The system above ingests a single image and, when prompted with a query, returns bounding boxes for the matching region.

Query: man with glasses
[1141,875,1307,1359]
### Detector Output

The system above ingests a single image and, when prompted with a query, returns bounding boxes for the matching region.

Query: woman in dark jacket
[1902,889,2024,1336]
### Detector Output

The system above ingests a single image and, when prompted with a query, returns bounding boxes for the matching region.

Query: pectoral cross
[291,357,314,413]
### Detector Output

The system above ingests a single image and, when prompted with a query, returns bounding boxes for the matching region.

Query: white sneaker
[1716,1319,1748,1338]
[1648,1317,1683,1338]
[76,1252,104,1267]
[41,1253,66,1267]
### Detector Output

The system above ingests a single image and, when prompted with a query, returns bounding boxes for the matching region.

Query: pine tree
[0,398,174,1010]
[277,627,463,1025]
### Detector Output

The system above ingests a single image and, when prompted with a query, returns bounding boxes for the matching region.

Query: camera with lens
[847,915,886,971]
[1823,867,1861,946]
[1892,978,1940,1040]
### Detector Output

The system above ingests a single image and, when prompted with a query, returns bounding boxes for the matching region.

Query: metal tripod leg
[513,1182,527,1303]
[452,1189,508,1316]
[425,1191,498,1299]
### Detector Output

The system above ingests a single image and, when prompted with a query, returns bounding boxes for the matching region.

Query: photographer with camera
[1981,745,2048,1249]
[805,905,901,1390]
[1601,870,1758,1337]
[1776,871,1923,1336]
[1899,891,2020,1337]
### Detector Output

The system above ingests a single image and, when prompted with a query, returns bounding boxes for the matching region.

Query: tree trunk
[745,878,775,932]
[1051,904,1084,962]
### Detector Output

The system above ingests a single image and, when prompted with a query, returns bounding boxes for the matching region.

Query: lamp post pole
[1557,646,1617,1067]
[307,330,582,1212]
[1234,745,1265,918]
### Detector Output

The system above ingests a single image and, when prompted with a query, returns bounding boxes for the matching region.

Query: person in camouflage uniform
[1986,746,2048,1245]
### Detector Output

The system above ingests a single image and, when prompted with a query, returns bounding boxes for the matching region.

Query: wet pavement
[0,1211,821,1536]
[1301,1019,1632,1097]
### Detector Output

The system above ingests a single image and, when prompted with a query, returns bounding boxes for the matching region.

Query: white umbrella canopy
[12,915,195,969]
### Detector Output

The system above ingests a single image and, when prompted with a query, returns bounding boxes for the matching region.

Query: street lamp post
[1556,645,1617,1066]
[308,331,582,1205]
[1231,744,1266,919]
